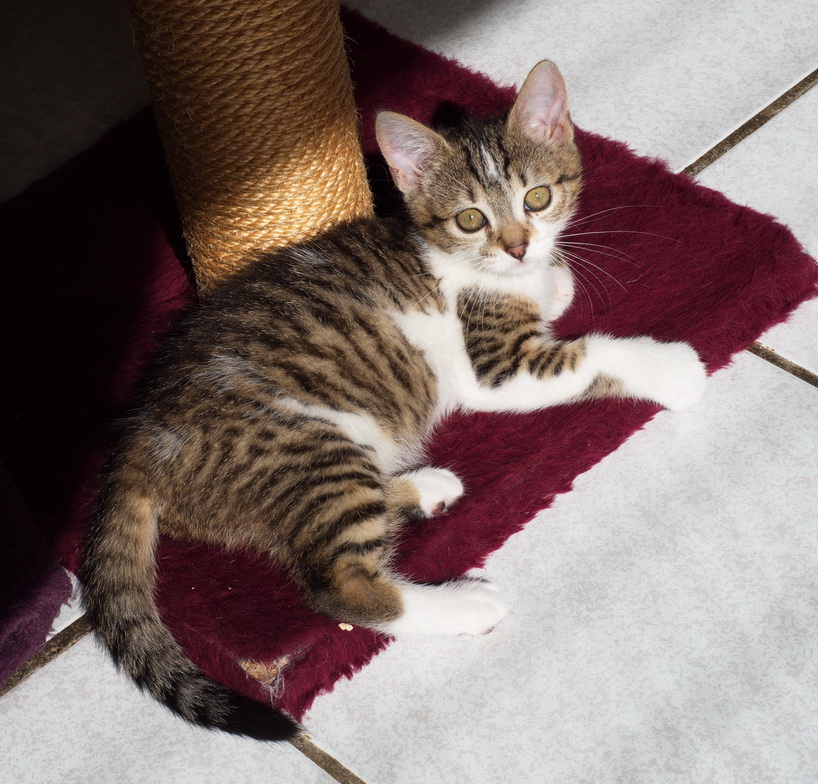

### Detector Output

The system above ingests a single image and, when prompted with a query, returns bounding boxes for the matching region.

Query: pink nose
[505,243,527,261]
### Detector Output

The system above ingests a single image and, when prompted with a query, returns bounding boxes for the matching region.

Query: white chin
[489,258,539,276]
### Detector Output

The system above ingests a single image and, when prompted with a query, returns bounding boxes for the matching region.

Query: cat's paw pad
[405,467,464,517]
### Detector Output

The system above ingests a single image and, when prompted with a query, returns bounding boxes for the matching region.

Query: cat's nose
[505,243,528,261]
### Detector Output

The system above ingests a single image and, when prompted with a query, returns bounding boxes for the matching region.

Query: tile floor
[1,1,816,782]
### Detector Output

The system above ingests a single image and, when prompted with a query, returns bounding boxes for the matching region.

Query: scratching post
[127,0,375,693]
[129,0,374,290]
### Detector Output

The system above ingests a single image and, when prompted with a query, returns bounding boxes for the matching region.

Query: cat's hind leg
[306,533,507,636]
[387,467,464,518]
[302,470,505,636]
[379,578,508,636]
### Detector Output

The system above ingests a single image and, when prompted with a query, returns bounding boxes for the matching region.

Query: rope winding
[130,0,374,290]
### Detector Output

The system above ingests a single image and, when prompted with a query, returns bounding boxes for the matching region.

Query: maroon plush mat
[0,460,72,688]
[1,10,816,719]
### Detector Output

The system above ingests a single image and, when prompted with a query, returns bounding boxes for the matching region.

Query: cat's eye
[454,208,487,233]
[524,186,552,212]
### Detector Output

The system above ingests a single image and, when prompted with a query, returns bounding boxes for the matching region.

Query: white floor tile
[754,299,818,375]
[46,571,85,641]
[304,351,818,784]
[0,636,340,784]
[345,0,817,172]
[695,87,818,374]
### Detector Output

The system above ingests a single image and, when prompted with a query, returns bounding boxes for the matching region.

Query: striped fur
[457,288,587,387]
[84,60,706,743]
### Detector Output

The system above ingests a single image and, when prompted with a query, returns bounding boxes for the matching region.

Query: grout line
[0,607,369,782]
[0,614,370,782]
[289,734,370,784]
[683,67,818,177]
[746,342,818,388]
[0,614,92,698]
[678,68,818,385]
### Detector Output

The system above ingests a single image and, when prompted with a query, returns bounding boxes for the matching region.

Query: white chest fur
[392,249,556,416]
[391,303,470,417]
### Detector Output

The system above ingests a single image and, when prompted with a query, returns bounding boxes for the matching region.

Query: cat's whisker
[558,248,610,292]
[465,291,480,333]
[561,229,678,242]
[412,280,445,309]
[557,247,629,294]
[556,249,618,315]
[558,240,643,266]
[565,204,659,230]
[478,297,490,333]
[556,253,597,319]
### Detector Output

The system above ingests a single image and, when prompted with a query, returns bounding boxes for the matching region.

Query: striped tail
[83,467,299,742]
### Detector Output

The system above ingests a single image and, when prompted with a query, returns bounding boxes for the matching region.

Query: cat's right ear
[508,60,573,145]
[375,112,447,194]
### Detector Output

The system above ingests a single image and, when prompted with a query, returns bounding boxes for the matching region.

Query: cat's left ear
[375,111,448,193]
[508,60,574,145]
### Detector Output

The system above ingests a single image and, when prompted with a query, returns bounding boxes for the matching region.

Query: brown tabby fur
[83,62,598,740]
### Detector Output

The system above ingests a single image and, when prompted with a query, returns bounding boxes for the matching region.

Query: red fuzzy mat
[1,11,816,720]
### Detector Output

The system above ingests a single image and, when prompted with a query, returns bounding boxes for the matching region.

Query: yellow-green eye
[454,208,487,232]
[524,186,552,212]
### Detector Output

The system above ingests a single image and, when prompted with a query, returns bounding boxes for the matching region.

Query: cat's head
[376,61,581,278]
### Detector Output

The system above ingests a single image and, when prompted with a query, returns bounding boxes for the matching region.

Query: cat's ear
[508,60,573,145]
[375,111,448,193]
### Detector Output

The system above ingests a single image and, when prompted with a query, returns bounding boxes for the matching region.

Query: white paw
[447,580,508,635]
[652,341,707,411]
[588,335,707,411]
[404,467,464,517]
[546,263,575,322]
[383,579,508,636]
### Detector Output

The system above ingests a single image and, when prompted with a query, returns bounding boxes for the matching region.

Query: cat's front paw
[654,341,707,411]
[650,343,707,411]
[403,467,464,517]
[546,263,575,322]
[589,336,706,411]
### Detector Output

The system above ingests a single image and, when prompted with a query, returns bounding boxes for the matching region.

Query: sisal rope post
[129,0,374,291]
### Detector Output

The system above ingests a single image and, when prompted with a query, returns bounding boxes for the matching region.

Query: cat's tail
[82,449,300,743]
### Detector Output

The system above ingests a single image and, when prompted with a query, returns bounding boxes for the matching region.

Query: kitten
[83,61,706,742]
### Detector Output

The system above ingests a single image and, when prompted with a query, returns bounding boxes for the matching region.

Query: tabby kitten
[83,61,706,742]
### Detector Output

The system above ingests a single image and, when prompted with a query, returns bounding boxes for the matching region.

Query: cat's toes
[385,578,508,636]
[405,467,464,517]
[590,335,707,411]
[448,579,509,635]
[654,341,707,411]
